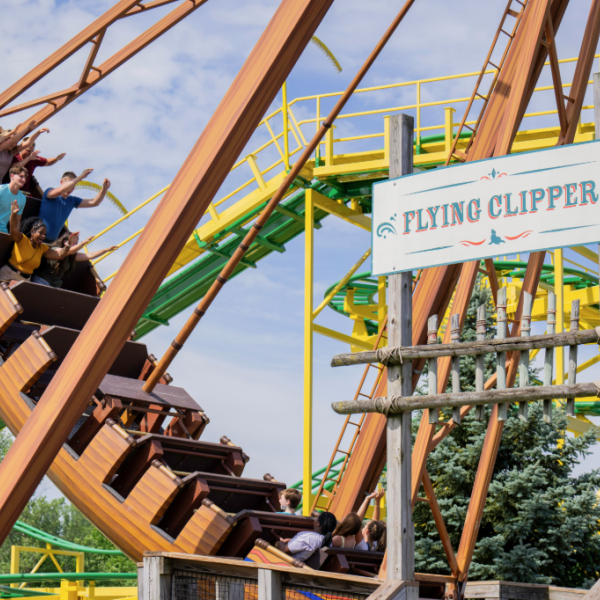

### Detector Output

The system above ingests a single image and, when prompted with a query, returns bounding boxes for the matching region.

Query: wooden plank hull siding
[0,381,233,561]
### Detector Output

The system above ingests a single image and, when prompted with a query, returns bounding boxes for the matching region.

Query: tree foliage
[0,429,135,584]
[412,282,600,587]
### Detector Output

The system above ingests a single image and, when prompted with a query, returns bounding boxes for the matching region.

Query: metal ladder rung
[507,8,521,17]
[336,450,350,455]
[500,29,513,38]
[348,422,361,426]
[487,61,500,70]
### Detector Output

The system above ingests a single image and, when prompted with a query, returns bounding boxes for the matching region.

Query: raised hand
[11,199,19,214]
[102,178,111,191]
[56,153,66,161]
[67,231,80,246]
[81,168,94,179]
[38,128,50,134]
[108,245,119,252]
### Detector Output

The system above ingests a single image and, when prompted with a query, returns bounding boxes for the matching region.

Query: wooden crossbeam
[332,381,600,416]
[331,327,600,365]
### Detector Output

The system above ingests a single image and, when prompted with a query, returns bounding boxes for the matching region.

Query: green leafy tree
[0,428,135,584]
[411,282,600,587]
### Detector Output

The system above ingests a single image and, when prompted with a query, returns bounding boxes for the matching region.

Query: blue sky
[2,0,600,502]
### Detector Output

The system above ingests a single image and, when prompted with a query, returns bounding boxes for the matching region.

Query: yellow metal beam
[313,248,371,319]
[311,191,372,231]
[313,323,376,350]
[567,416,600,440]
[303,189,315,517]
[556,249,565,388]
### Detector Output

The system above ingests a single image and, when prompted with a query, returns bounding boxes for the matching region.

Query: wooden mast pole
[0,0,337,546]
[386,114,416,588]
[141,0,419,394]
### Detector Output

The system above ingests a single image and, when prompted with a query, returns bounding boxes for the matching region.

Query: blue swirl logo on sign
[376,213,397,238]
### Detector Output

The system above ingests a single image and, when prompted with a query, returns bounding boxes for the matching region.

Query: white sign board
[372,140,600,275]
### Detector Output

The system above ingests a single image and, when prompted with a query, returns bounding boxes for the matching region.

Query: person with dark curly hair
[32,229,116,288]
[276,511,337,562]
[0,199,77,283]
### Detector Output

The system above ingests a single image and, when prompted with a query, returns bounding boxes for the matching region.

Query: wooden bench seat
[39,326,148,379]
[218,509,314,558]
[10,282,100,330]
[126,433,246,477]
[189,472,284,514]
[98,374,200,411]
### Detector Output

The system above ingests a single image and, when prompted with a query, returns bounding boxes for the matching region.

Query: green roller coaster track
[134,132,464,339]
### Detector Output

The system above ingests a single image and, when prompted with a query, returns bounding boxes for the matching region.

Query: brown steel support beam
[0,0,335,547]
[0,0,141,111]
[545,15,569,135]
[0,1,205,129]
[484,259,499,307]
[329,264,461,519]
[78,30,107,90]
[494,0,552,156]
[410,260,479,508]
[422,469,459,578]
[124,0,180,15]
[557,0,600,145]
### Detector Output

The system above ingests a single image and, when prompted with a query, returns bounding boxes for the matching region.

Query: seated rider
[40,169,110,243]
[276,512,337,562]
[32,231,117,288]
[279,488,302,515]
[0,200,77,283]
[355,488,386,552]
[0,166,28,233]
[331,513,362,549]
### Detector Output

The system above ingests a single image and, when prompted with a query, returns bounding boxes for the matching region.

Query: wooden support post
[474,304,486,421]
[386,113,416,587]
[258,567,283,600]
[497,287,508,422]
[427,315,439,424]
[543,292,556,423]
[567,299,580,417]
[518,292,533,421]
[450,314,462,425]
[143,556,171,600]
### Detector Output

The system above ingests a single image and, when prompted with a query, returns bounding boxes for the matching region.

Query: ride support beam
[328,263,461,519]
[141,0,420,393]
[556,0,600,145]
[0,0,336,546]
[0,0,207,129]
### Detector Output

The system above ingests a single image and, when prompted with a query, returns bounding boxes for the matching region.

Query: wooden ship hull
[0,246,294,562]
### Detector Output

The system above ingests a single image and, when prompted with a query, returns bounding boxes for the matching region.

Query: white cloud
[3,0,599,505]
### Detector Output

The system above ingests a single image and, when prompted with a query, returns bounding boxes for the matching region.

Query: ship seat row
[0,231,296,560]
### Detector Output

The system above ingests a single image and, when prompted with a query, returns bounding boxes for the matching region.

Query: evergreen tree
[411,282,600,587]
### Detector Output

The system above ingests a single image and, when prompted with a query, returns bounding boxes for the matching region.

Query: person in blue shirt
[40,168,110,242]
[0,166,28,234]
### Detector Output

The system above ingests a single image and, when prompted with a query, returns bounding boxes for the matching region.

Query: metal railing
[85,54,600,284]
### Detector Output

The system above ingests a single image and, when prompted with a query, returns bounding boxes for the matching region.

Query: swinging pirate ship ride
[0,0,599,598]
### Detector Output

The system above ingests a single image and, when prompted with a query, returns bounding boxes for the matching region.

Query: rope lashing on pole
[141,0,419,394]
